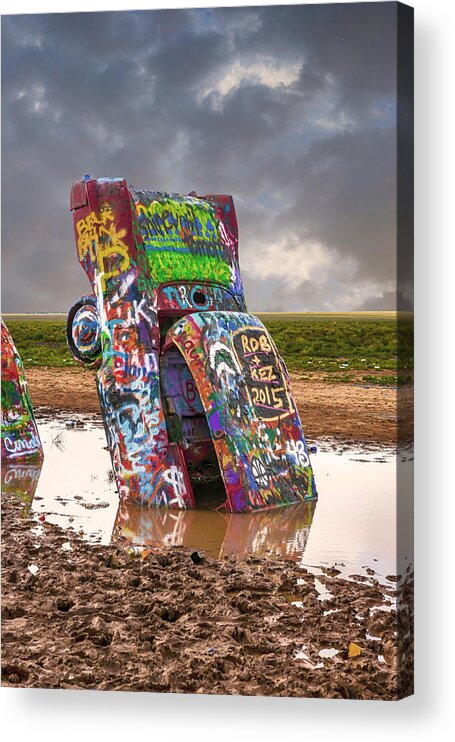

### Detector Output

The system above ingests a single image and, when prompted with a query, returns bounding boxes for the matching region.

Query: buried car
[1,318,44,463]
[67,176,316,512]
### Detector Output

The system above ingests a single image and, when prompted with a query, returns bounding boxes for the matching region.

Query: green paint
[146,251,231,286]
[1,379,21,411]
[138,199,221,251]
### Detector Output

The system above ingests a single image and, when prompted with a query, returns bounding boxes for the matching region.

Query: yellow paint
[76,211,101,262]
[76,207,131,292]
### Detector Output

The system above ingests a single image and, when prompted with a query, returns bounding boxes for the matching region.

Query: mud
[290,376,413,446]
[1,494,413,699]
[24,367,412,446]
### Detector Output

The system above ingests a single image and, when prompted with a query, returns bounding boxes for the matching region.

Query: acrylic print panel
[1,2,413,700]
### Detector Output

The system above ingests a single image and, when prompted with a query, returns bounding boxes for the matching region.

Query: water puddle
[2,412,413,578]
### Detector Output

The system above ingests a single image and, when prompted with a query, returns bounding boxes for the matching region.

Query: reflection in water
[113,498,317,561]
[5,413,412,578]
[1,460,43,509]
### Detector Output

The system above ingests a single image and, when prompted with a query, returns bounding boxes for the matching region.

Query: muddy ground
[3,367,413,697]
[1,495,413,698]
[25,367,412,446]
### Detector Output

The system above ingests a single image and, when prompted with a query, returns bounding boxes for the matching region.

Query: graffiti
[136,198,227,257]
[158,284,239,313]
[163,465,187,507]
[3,432,42,458]
[169,311,317,512]
[70,303,101,363]
[286,439,310,468]
[67,176,316,512]
[251,457,269,487]
[232,326,293,420]
[209,341,242,379]
[1,319,44,462]
[133,191,244,299]
[76,210,101,262]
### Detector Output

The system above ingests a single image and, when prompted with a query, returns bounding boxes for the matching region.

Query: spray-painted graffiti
[1,319,44,462]
[231,325,294,420]
[168,312,317,512]
[67,176,316,512]
[134,195,236,288]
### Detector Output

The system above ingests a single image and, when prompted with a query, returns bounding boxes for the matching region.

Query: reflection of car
[114,495,317,561]
[67,176,317,512]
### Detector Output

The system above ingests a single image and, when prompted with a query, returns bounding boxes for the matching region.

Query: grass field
[3,313,413,386]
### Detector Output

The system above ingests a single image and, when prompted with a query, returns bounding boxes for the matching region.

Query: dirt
[3,366,413,697]
[26,367,101,415]
[1,494,413,699]
[25,367,413,446]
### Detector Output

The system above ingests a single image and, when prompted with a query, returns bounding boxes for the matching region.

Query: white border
[1,0,455,738]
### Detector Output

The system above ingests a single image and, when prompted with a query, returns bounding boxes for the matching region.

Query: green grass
[322,374,356,384]
[259,317,413,373]
[256,311,411,322]
[5,321,76,368]
[360,374,413,387]
[4,314,413,379]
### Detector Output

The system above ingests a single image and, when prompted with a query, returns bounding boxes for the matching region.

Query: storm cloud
[1,3,403,312]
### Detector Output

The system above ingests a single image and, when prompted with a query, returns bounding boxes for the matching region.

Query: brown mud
[1,495,413,699]
[25,368,412,446]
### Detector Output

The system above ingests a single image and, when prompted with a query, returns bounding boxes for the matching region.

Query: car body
[67,176,317,512]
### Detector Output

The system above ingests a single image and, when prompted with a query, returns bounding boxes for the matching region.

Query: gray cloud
[1,4,403,312]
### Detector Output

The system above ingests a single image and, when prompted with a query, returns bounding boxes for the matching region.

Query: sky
[1,2,410,313]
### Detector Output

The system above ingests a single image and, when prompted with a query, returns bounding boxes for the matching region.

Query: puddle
[2,412,413,578]
[314,578,334,601]
[30,416,116,545]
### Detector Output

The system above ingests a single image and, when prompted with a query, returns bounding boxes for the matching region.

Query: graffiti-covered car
[67,176,317,512]
[1,318,43,462]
